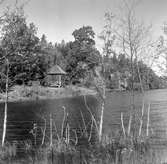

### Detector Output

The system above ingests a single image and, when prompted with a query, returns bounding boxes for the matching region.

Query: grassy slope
[0,85,96,102]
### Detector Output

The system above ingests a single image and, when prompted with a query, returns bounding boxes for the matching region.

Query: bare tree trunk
[50,114,53,147]
[146,103,150,137]
[99,99,105,142]
[136,62,144,92]
[139,100,144,136]
[135,52,144,93]
[41,117,46,146]
[61,107,66,139]
[98,12,114,142]
[121,113,126,138]
[127,113,132,136]
[98,65,106,142]
[2,59,9,147]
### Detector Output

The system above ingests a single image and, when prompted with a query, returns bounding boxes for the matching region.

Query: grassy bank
[0,85,96,102]
[0,131,163,164]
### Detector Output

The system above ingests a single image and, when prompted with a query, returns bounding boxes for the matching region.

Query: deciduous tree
[60,26,100,84]
[0,7,46,87]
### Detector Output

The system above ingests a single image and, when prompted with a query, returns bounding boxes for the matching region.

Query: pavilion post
[58,75,61,87]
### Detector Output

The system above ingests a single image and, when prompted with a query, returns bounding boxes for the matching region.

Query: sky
[1,0,167,45]
[0,0,167,74]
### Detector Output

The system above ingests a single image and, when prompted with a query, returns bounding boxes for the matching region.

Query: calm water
[104,89,167,162]
[0,89,167,159]
[0,95,99,144]
[104,89,167,142]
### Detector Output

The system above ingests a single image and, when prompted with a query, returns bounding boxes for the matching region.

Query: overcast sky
[1,0,167,47]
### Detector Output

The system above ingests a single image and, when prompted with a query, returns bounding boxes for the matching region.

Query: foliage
[103,53,162,90]
[58,26,101,84]
[0,6,164,92]
[0,8,47,89]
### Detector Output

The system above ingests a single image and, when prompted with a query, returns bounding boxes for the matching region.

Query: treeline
[0,7,165,92]
[103,54,161,90]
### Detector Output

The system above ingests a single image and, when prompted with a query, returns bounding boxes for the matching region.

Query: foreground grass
[0,132,165,164]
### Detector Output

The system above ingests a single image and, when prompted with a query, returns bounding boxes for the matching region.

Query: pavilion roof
[47,65,67,75]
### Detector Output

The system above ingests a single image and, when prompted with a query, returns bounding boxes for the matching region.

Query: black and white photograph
[0,0,167,163]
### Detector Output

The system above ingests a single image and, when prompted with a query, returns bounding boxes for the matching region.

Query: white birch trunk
[139,100,145,136]
[98,82,105,142]
[127,113,132,136]
[2,59,9,147]
[99,101,104,142]
[50,114,53,147]
[121,113,126,138]
[146,103,150,137]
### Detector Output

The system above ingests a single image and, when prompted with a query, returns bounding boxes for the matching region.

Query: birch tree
[99,0,155,137]
[114,0,152,92]
[1,58,9,147]
[0,0,7,147]
[96,13,115,142]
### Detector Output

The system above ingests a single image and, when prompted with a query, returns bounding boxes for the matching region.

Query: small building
[47,65,67,87]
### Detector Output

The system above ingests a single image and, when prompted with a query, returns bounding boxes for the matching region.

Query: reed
[0,103,163,164]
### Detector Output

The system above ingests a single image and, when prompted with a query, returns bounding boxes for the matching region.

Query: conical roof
[47,65,67,75]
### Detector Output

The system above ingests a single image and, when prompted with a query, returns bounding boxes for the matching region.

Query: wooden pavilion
[47,65,67,87]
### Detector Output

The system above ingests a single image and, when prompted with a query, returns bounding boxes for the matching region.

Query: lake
[0,95,99,145]
[103,89,167,162]
[104,89,167,141]
[0,89,167,160]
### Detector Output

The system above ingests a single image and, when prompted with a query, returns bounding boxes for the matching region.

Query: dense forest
[0,7,166,92]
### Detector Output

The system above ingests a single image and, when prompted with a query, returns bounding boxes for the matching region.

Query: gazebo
[47,65,67,87]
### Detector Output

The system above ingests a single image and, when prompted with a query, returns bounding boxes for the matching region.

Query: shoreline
[0,85,97,103]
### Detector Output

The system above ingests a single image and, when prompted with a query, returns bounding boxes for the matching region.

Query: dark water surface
[0,89,167,160]
[104,89,167,140]
[104,89,167,162]
[0,95,99,144]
